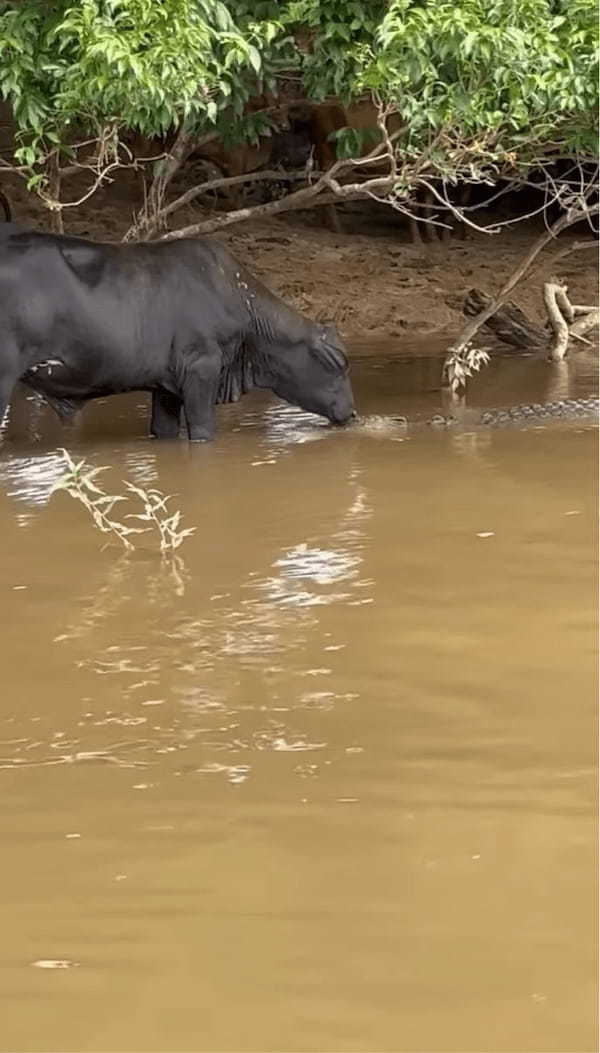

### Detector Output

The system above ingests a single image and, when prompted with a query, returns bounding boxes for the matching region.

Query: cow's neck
[218,341,258,404]
[247,289,308,348]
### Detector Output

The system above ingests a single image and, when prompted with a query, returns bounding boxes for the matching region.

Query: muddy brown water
[0,339,597,1053]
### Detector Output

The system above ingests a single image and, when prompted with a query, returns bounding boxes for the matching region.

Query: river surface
[0,341,597,1052]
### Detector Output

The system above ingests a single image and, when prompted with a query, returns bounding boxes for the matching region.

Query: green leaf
[247,43,262,74]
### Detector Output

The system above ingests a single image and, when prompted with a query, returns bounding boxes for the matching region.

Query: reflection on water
[0,348,597,1053]
[262,403,331,446]
[2,449,67,511]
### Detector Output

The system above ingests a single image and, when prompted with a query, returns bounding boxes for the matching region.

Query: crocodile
[393,396,599,431]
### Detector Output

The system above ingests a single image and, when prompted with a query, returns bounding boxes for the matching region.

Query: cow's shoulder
[159,235,227,264]
[34,232,117,287]
[155,236,245,288]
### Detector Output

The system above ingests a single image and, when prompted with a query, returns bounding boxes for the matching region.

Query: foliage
[284,0,388,100]
[282,0,598,179]
[364,0,599,176]
[0,0,597,217]
[124,482,197,554]
[53,449,195,554]
[0,0,293,171]
[443,344,491,394]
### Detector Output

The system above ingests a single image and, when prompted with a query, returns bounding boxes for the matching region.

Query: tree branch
[159,173,396,240]
[135,122,196,237]
[445,201,600,360]
[544,281,571,361]
[544,238,599,270]
[126,167,311,241]
[569,309,599,340]
[158,113,403,241]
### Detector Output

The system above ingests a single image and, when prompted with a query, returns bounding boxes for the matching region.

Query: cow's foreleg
[0,353,19,435]
[0,379,14,430]
[150,389,183,439]
[181,344,222,442]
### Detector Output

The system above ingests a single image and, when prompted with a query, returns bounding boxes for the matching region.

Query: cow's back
[0,230,153,352]
[0,231,233,387]
[0,229,309,365]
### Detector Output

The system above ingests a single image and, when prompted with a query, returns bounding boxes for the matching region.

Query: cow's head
[261,322,355,425]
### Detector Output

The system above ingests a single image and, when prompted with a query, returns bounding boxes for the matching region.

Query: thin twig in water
[124,482,196,553]
[52,450,141,550]
[52,450,196,554]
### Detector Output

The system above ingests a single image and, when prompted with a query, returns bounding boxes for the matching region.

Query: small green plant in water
[443,343,491,395]
[53,449,196,554]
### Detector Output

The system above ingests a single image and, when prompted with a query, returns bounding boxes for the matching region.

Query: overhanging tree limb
[159,180,369,239]
[444,201,600,361]
[159,135,399,240]
[127,167,312,241]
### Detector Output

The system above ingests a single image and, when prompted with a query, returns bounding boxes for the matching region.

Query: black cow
[0,225,355,440]
[0,190,11,223]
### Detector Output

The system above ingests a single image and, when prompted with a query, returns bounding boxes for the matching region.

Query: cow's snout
[329,404,356,426]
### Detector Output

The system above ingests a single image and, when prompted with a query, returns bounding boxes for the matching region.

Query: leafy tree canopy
[0,0,294,165]
[0,0,597,202]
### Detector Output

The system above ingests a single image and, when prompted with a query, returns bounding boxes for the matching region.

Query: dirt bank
[5,175,599,344]
[220,219,599,344]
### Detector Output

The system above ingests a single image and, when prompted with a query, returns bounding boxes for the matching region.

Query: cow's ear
[315,327,349,373]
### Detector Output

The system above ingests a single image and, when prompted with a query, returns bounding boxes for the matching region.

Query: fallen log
[463,288,548,351]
